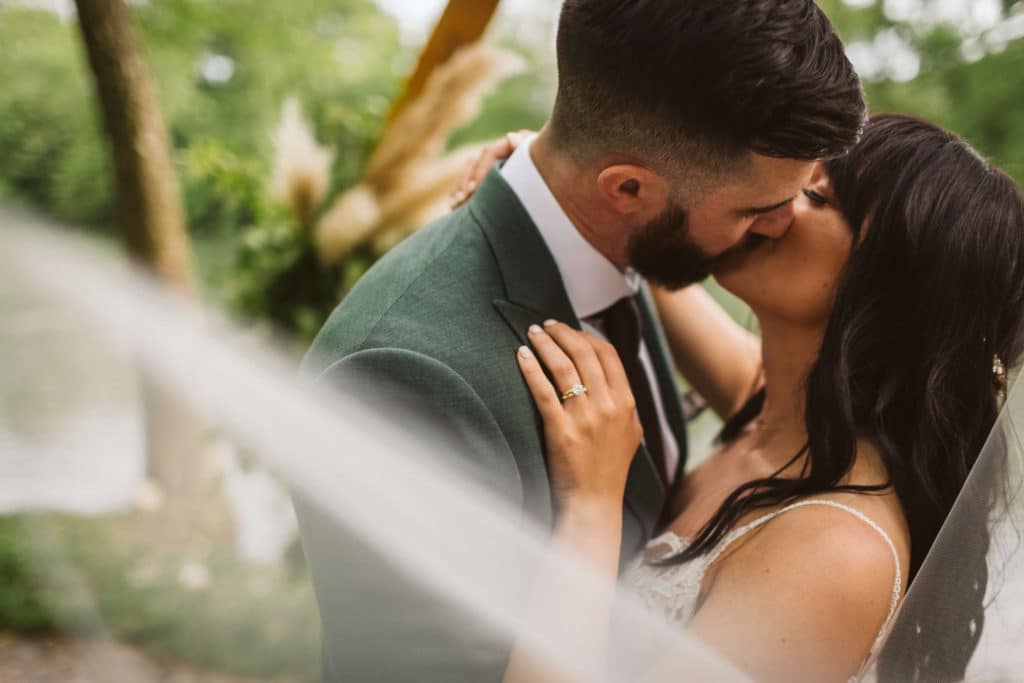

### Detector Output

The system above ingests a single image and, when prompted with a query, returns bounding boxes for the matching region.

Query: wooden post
[385,0,501,125]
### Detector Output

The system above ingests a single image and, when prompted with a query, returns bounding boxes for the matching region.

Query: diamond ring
[559,383,588,402]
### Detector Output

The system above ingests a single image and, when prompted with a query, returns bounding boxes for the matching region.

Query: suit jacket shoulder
[303,206,504,377]
[314,345,524,504]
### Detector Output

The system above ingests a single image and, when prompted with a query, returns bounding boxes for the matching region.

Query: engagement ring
[560,383,588,401]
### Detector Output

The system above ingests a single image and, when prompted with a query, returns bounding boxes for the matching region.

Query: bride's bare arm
[651,285,762,420]
[503,322,641,683]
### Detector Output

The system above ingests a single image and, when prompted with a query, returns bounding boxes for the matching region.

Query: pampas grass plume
[270,97,334,231]
[365,43,526,194]
[316,42,526,265]
[315,184,382,266]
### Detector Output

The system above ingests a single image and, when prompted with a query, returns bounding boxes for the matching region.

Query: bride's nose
[748,202,795,240]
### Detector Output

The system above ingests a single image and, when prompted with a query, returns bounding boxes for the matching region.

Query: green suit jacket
[295,167,688,682]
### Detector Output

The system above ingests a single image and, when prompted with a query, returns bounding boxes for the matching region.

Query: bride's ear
[596,165,670,216]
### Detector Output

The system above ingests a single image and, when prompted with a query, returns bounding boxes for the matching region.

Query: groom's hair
[550,0,866,178]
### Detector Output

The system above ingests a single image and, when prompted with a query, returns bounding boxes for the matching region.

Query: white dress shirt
[501,136,680,483]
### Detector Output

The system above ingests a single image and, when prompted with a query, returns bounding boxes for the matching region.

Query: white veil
[2,208,1021,682]
[0,209,744,682]
[865,361,1024,681]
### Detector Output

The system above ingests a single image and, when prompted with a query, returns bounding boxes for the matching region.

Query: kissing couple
[296,1,1024,682]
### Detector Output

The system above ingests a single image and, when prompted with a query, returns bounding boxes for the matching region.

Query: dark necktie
[596,296,669,486]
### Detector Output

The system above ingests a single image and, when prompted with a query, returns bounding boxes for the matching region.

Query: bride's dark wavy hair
[662,114,1024,680]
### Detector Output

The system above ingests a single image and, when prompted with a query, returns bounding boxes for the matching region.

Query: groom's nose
[748,202,794,240]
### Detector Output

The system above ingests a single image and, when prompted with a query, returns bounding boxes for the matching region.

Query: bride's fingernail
[518,346,533,359]
[528,324,543,335]
[543,319,557,327]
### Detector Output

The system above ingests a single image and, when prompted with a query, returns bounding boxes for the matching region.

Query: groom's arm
[294,347,522,683]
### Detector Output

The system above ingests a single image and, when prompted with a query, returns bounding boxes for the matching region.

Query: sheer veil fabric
[1,211,1022,682]
[0,210,747,683]
[866,372,1024,682]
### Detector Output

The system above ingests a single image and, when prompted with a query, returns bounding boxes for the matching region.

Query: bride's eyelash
[803,188,828,205]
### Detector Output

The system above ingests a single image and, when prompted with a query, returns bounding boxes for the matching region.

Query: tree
[73,0,194,291]
[74,0,208,506]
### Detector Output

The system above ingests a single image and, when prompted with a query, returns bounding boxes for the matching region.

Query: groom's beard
[627,203,766,290]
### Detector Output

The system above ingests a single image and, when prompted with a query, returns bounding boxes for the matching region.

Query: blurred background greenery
[1,0,1022,680]
[2,0,1018,343]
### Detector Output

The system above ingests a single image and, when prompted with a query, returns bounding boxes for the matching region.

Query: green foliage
[818,0,1024,178]
[0,513,320,681]
[226,222,356,340]
[135,0,403,217]
[0,11,113,226]
[0,517,60,632]
[181,142,272,236]
[0,0,413,340]
[3,0,1023,341]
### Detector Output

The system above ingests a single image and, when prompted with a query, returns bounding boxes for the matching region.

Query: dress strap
[704,499,903,658]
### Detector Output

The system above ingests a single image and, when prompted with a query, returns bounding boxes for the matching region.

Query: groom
[296,1,866,680]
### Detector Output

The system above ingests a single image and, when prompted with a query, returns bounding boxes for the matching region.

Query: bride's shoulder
[689,502,906,682]
[706,498,905,625]
[726,499,900,578]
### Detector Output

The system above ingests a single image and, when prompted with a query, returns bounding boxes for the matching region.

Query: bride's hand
[517,321,642,507]
[450,129,535,208]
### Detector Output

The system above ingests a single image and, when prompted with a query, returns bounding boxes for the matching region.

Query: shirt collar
[500,136,639,319]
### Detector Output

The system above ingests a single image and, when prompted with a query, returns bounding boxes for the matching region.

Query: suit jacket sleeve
[293,347,522,683]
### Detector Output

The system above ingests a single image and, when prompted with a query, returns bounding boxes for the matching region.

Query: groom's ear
[596,164,670,216]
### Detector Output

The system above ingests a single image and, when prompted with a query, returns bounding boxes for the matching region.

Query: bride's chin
[710,246,769,305]
[709,260,747,295]
[708,268,743,299]
[710,262,767,313]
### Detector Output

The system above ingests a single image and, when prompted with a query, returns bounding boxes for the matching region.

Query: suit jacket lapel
[492,300,559,347]
[469,167,579,328]
[469,168,667,543]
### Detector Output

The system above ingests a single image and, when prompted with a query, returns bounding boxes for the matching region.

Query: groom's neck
[531,129,631,270]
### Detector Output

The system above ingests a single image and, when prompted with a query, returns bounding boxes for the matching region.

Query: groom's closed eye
[736,196,796,218]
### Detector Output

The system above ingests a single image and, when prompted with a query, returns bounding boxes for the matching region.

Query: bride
[456,114,1024,683]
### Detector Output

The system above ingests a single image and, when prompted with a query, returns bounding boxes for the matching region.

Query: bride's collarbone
[667,442,781,538]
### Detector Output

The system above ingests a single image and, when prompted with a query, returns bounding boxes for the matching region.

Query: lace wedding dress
[622,499,903,683]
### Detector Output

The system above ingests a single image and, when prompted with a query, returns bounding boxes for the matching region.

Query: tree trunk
[73,0,194,292]
[73,0,213,515]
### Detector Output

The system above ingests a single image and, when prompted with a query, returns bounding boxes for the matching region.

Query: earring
[993,354,1007,403]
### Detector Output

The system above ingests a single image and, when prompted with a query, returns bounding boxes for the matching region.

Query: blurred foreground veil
[0,210,741,682]
[867,353,1024,681]
[0,209,1021,682]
